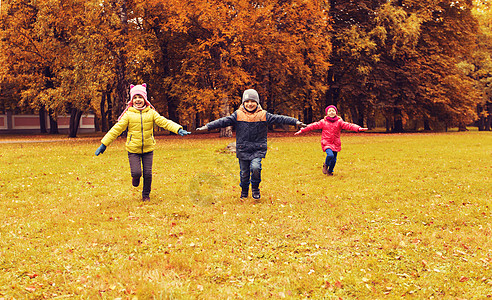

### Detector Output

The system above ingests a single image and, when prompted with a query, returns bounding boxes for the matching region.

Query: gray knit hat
[242,89,260,104]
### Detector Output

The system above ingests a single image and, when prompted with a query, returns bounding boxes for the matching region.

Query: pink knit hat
[325,105,338,115]
[118,84,155,120]
[130,84,148,102]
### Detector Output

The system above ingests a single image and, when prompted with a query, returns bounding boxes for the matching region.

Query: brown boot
[322,164,328,175]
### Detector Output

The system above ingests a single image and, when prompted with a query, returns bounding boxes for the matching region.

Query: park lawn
[0,131,491,299]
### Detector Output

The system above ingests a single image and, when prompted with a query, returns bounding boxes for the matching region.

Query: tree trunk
[114,0,128,127]
[485,101,492,131]
[357,104,364,127]
[366,108,376,130]
[167,96,179,125]
[392,108,404,133]
[106,91,113,128]
[39,106,47,133]
[68,108,83,138]
[477,104,484,131]
[266,86,275,130]
[350,106,359,125]
[100,91,107,132]
[219,96,233,138]
[303,106,313,124]
[458,122,468,132]
[94,114,100,132]
[385,114,391,133]
[194,112,200,130]
[424,119,431,131]
[115,63,128,123]
[49,109,58,134]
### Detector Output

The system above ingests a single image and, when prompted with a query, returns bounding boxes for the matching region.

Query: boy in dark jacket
[197,89,305,199]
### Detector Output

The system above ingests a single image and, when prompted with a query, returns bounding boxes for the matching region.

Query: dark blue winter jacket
[206,105,299,160]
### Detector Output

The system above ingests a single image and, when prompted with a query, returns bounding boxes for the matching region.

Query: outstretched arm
[153,110,183,134]
[152,110,190,136]
[203,112,238,130]
[266,113,299,126]
[294,121,322,135]
[100,114,130,148]
[341,120,368,132]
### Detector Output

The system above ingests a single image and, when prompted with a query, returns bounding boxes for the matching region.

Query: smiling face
[326,107,337,118]
[243,100,258,112]
[132,94,146,109]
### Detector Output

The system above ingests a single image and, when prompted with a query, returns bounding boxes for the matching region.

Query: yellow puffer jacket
[101,107,182,154]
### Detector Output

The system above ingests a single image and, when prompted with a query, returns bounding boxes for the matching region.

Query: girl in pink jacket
[295,105,368,175]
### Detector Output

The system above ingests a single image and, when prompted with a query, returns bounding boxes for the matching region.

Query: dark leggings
[128,151,153,197]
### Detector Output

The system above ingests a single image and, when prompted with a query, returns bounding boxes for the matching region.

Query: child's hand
[294,130,303,136]
[178,128,191,136]
[196,125,208,131]
[296,121,307,128]
[359,128,369,132]
[95,144,107,156]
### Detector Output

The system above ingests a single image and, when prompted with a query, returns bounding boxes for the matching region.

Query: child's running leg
[239,159,251,197]
[250,158,262,199]
[325,149,338,175]
[128,152,142,186]
[141,152,153,200]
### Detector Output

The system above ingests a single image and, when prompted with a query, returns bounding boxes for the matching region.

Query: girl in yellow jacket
[95,84,190,201]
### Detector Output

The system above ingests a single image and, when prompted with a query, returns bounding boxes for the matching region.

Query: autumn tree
[410,0,480,131]
[468,0,492,130]
[327,0,385,127]
[2,0,485,136]
[0,0,60,133]
[252,0,332,124]
[126,0,212,132]
[0,0,97,136]
[140,0,331,133]
[328,0,481,132]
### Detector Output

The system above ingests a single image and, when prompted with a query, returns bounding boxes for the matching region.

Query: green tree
[328,0,481,132]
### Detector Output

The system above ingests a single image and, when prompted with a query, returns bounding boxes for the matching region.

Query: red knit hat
[325,105,338,115]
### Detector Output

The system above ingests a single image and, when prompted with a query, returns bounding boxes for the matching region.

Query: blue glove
[95,144,106,156]
[178,128,191,136]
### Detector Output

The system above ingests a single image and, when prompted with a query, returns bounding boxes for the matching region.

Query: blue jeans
[325,149,338,173]
[239,158,262,190]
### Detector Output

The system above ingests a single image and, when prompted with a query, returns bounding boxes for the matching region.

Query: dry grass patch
[0,131,491,298]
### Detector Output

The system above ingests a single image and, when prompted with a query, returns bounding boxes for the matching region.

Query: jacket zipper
[140,111,144,153]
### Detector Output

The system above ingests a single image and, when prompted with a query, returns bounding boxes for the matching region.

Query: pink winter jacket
[299,116,362,152]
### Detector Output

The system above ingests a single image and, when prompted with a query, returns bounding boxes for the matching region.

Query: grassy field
[0,131,491,299]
